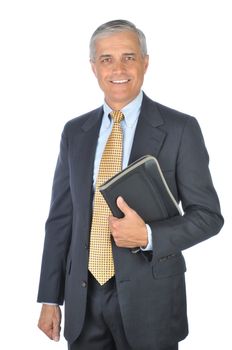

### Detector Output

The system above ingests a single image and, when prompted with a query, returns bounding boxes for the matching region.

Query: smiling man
[90,30,149,110]
[37,20,223,350]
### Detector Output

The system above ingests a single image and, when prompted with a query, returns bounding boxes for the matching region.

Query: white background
[0,0,231,349]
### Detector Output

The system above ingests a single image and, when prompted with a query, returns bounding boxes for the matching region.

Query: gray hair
[89,19,148,61]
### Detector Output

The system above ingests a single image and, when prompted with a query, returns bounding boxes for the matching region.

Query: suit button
[85,244,89,250]
[81,281,87,288]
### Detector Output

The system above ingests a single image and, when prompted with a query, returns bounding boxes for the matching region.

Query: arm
[150,117,224,259]
[37,126,72,304]
[37,126,72,339]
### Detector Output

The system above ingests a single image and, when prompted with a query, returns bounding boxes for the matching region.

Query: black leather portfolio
[99,155,182,222]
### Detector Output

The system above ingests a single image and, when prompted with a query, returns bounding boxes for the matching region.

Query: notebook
[99,155,182,222]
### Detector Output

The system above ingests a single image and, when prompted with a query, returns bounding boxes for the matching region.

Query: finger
[109,215,117,225]
[116,196,131,215]
[38,322,53,340]
[108,216,118,235]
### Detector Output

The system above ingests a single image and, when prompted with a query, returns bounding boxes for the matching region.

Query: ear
[143,55,149,74]
[90,60,97,77]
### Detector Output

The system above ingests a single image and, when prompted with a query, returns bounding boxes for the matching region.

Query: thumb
[52,308,61,342]
[116,196,131,215]
[52,322,60,342]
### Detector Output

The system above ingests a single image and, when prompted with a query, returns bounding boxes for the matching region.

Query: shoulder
[142,93,200,133]
[62,106,103,137]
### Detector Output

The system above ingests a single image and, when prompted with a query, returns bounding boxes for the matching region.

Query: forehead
[94,31,141,55]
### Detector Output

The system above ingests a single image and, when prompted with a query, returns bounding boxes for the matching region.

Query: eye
[101,57,112,64]
[124,55,136,61]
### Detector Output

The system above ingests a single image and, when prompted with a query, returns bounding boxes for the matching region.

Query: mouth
[110,79,131,84]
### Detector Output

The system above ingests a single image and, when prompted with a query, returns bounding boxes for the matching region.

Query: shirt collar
[102,90,143,129]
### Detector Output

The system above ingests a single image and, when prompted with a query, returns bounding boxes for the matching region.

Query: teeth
[111,79,129,84]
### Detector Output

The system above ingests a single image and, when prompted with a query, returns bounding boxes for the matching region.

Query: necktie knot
[111,110,124,123]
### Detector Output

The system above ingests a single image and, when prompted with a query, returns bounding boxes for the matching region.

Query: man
[37,20,224,350]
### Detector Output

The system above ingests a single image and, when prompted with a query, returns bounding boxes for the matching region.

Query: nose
[112,60,126,74]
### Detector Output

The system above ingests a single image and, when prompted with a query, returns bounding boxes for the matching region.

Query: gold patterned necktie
[88,110,124,285]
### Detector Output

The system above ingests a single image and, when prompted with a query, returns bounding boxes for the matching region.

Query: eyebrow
[122,53,136,56]
[98,54,112,60]
[98,53,137,59]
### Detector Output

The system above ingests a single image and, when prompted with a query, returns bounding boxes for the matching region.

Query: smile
[110,79,130,84]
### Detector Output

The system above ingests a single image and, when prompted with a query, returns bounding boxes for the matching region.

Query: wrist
[141,225,148,248]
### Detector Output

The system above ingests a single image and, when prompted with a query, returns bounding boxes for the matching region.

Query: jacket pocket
[66,258,72,275]
[152,253,186,279]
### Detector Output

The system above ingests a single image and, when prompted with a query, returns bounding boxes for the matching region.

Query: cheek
[94,73,105,87]
[137,69,146,82]
[131,67,145,81]
[97,70,108,83]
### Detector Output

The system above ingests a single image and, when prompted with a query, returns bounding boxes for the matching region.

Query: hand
[109,196,148,248]
[38,304,61,341]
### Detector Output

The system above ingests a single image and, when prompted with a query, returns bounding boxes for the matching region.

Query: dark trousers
[68,273,178,350]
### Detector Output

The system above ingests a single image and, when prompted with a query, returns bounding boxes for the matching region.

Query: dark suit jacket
[37,93,223,349]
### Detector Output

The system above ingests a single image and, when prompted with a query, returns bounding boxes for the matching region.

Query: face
[91,31,149,110]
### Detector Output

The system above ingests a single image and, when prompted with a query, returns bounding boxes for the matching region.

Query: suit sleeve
[150,117,224,259]
[37,125,73,305]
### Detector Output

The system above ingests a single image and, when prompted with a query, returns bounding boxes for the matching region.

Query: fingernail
[54,336,59,342]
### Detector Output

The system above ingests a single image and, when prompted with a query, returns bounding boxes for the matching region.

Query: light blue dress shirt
[93,91,153,251]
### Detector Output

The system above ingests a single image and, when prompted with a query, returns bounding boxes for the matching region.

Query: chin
[109,92,134,103]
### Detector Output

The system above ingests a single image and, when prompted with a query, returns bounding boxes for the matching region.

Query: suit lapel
[129,93,166,164]
[79,108,103,190]
[72,107,103,230]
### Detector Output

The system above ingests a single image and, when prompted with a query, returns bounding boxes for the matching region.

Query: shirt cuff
[140,224,153,251]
